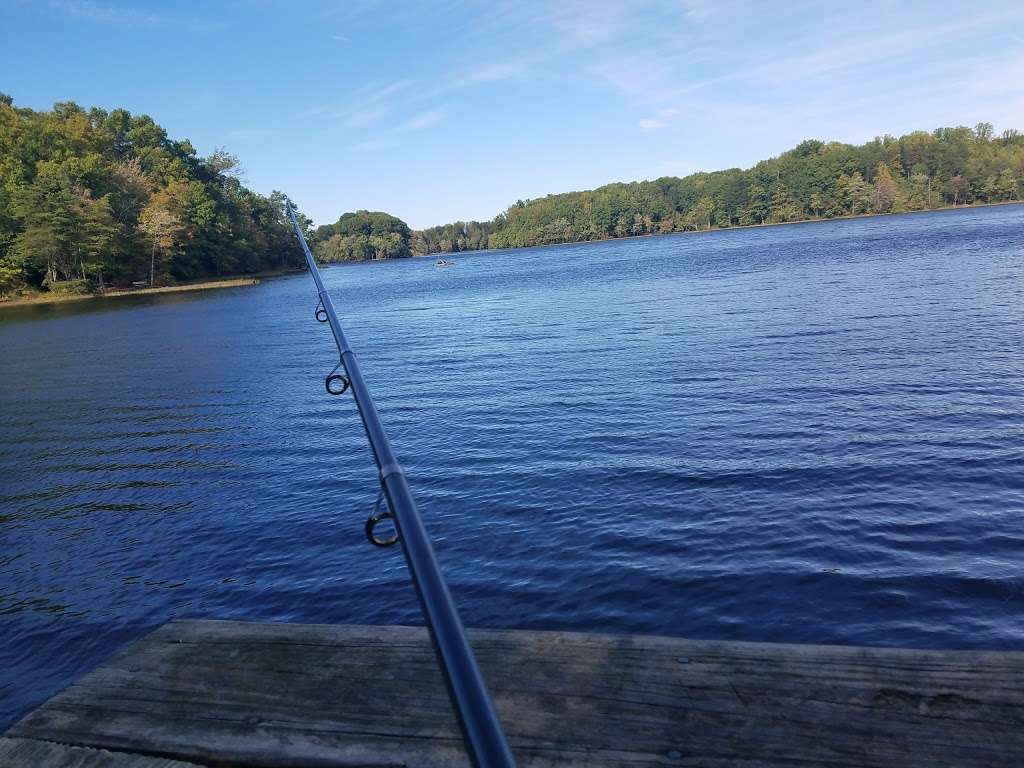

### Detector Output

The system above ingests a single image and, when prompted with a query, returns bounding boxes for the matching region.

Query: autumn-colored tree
[108,158,153,226]
[138,202,182,286]
[873,164,899,213]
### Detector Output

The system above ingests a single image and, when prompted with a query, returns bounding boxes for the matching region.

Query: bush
[46,278,94,295]
[0,257,25,297]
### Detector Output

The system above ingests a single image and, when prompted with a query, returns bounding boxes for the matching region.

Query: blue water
[1,205,1023,729]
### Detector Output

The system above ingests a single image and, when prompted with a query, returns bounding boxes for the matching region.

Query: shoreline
[4,202,1020,300]
[428,199,1024,256]
[425,199,1024,257]
[0,270,301,309]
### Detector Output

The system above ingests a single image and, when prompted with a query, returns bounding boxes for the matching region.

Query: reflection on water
[0,285,259,325]
[1,205,1024,728]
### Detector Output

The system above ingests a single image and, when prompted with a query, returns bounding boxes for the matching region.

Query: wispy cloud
[396,108,444,133]
[318,78,416,128]
[289,0,1024,224]
[414,51,548,103]
[339,104,389,129]
[351,79,416,104]
[350,138,398,153]
[310,76,447,151]
[747,15,1012,88]
[678,0,721,20]
[36,0,216,28]
[345,107,445,151]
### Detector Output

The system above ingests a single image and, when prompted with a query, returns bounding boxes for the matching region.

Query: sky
[2,1,1024,229]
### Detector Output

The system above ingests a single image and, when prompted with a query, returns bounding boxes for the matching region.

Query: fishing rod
[286,203,517,768]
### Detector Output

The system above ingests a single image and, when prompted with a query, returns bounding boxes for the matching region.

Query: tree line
[0,95,307,298]
[314,122,1023,261]
[466,123,1024,251]
[6,97,1022,294]
[312,210,412,262]
[309,212,494,261]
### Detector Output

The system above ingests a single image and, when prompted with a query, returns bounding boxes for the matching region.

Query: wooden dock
[3,620,1023,767]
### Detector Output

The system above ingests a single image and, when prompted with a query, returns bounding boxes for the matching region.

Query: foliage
[409,122,1024,254]
[10,96,1021,290]
[311,210,412,262]
[46,278,93,295]
[0,96,306,297]
[411,220,493,255]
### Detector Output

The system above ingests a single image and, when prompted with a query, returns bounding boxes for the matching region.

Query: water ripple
[1,205,1023,728]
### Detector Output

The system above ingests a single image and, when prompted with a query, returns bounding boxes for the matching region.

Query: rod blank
[286,204,516,768]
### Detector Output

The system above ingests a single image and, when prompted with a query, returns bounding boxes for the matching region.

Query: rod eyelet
[366,509,400,547]
[366,490,399,547]
[326,374,350,395]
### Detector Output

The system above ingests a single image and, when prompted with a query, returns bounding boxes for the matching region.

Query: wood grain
[6,620,1024,767]
[0,737,202,767]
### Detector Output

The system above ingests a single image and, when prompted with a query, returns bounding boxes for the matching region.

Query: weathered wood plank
[7,620,1024,767]
[0,736,203,767]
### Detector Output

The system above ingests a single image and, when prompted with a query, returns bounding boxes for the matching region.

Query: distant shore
[472,199,1024,254]
[0,271,298,308]
[4,202,1021,305]
[678,198,1024,234]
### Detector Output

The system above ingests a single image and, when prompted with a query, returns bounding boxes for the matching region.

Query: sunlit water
[2,205,1023,728]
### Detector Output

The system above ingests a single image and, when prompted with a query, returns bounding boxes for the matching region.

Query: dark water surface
[2,206,1023,727]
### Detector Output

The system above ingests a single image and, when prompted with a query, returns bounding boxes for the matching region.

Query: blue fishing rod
[286,203,517,768]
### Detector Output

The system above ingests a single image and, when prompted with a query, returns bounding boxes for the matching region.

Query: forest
[435,123,1024,252]
[0,94,306,298]
[309,215,493,261]
[4,95,1023,293]
[311,122,1024,260]
[312,210,412,262]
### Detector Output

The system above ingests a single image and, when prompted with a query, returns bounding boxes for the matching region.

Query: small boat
[435,259,454,267]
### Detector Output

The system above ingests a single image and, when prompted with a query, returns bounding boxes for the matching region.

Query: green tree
[809,191,825,217]
[691,197,714,229]
[769,182,801,222]
[311,210,413,261]
[11,165,80,285]
[73,189,118,283]
[945,175,970,205]
[746,183,770,224]
[0,95,304,298]
[837,172,873,215]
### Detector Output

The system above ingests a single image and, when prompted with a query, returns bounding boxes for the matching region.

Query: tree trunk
[150,242,156,287]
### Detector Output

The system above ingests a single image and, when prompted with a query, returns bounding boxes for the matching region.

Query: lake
[1,205,1023,729]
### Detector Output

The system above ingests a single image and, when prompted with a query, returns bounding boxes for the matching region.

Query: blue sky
[3,1,1024,228]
